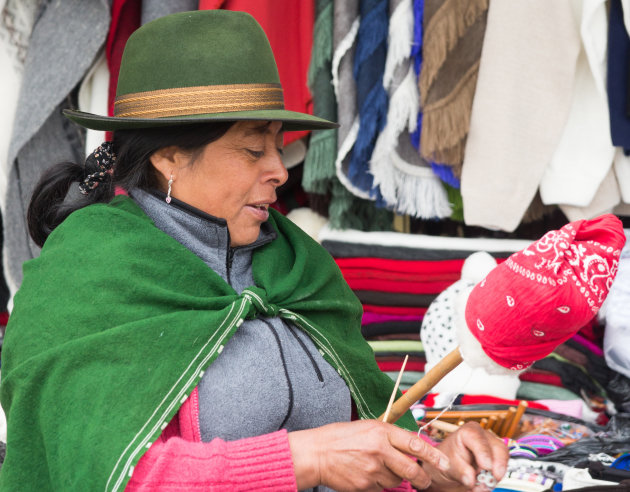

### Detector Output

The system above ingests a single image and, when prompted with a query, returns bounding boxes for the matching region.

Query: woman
[0,10,507,492]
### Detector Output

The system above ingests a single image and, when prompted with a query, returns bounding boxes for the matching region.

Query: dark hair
[27,121,234,247]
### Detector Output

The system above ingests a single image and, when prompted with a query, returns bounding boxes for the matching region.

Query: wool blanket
[0,196,416,491]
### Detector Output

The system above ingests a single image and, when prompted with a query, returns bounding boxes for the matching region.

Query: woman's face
[162,120,288,246]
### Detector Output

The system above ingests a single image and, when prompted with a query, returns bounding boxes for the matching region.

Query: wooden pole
[380,347,464,423]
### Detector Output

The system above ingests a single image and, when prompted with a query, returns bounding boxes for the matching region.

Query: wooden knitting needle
[379,347,463,423]
[382,355,409,423]
[505,401,528,439]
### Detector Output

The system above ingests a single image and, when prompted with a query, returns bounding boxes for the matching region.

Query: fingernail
[438,456,450,472]
[410,439,422,451]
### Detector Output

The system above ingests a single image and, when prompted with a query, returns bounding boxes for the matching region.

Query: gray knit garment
[132,189,350,491]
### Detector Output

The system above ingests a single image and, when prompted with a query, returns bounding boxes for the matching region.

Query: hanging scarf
[344,0,388,203]
[418,0,488,177]
[370,0,451,219]
[0,196,416,491]
[303,0,337,196]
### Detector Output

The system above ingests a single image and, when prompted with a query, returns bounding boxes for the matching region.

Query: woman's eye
[246,149,264,159]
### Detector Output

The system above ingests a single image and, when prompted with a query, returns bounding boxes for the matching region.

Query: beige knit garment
[461,0,580,232]
[560,169,621,222]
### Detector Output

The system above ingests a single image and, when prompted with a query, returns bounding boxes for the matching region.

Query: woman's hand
[421,422,509,492]
[288,420,450,492]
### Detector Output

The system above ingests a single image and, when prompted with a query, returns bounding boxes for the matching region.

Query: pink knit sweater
[126,388,418,491]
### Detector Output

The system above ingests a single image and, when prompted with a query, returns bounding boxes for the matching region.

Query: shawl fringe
[303,129,337,194]
[381,151,452,219]
[383,0,415,88]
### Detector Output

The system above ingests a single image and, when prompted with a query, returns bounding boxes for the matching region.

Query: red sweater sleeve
[126,429,297,491]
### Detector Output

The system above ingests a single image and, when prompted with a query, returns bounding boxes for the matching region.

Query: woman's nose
[267,149,289,187]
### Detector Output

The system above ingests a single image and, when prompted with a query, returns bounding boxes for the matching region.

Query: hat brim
[62,108,338,132]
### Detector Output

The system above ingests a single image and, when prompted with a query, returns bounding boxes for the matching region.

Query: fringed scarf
[303,0,337,196]
[327,0,393,231]
[418,0,489,178]
[370,0,452,219]
[345,0,388,203]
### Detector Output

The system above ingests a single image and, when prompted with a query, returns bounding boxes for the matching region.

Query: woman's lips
[245,204,269,221]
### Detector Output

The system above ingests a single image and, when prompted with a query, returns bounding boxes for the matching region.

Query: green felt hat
[63,10,337,132]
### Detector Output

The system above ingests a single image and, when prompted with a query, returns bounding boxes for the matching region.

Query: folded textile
[384,371,425,390]
[554,344,589,369]
[377,360,426,373]
[533,356,602,397]
[341,267,460,283]
[366,333,423,341]
[346,277,454,295]
[516,382,581,402]
[355,290,436,307]
[336,256,466,275]
[368,340,424,354]
[362,322,423,339]
[363,304,428,316]
[362,312,423,325]
[518,369,565,388]
[321,225,532,260]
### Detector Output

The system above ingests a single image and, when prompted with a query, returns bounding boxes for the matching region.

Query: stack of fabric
[319,225,532,385]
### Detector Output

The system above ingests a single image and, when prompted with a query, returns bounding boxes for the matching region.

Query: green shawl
[0,196,417,491]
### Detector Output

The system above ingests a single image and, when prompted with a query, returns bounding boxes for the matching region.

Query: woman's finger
[383,450,432,490]
[387,425,450,472]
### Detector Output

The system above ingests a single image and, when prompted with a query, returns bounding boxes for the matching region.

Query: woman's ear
[149,146,180,183]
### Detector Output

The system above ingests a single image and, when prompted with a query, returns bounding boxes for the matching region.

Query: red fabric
[363,304,428,316]
[465,214,626,370]
[518,369,565,387]
[105,0,141,140]
[377,360,426,372]
[341,269,461,284]
[336,257,467,275]
[199,0,314,146]
[345,277,455,295]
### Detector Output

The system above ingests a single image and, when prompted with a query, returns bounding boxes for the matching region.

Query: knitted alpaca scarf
[370,0,452,219]
[418,0,488,178]
[0,196,416,491]
[345,0,388,203]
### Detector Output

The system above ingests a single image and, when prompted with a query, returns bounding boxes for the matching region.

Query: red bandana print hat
[464,214,626,370]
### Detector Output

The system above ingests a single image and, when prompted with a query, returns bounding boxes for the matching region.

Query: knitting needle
[378,347,463,423]
[382,355,409,424]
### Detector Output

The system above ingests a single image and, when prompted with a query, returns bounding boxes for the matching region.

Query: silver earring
[166,174,173,204]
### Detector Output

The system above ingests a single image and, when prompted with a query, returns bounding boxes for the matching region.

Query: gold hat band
[114,83,284,118]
